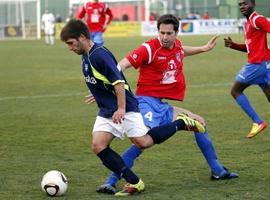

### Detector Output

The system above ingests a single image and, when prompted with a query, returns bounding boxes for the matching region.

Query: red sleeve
[106,7,113,24]
[77,6,86,19]
[255,16,270,33]
[126,45,149,69]
[230,43,247,52]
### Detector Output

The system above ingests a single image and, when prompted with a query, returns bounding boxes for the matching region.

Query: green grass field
[1,35,270,200]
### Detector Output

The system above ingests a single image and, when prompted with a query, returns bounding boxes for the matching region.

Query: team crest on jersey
[176,53,181,62]
[85,75,97,84]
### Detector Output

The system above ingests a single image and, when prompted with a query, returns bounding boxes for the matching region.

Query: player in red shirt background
[77,0,113,45]
[97,14,238,195]
[224,0,270,138]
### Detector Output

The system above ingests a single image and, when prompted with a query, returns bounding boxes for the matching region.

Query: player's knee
[264,89,270,102]
[230,88,238,99]
[132,136,152,149]
[91,142,107,155]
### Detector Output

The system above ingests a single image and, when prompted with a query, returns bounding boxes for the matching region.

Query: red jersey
[126,38,186,101]
[77,2,113,32]
[244,11,270,63]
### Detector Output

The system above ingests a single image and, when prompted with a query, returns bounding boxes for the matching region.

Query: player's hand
[203,35,219,51]
[85,94,96,105]
[224,37,233,48]
[112,108,125,124]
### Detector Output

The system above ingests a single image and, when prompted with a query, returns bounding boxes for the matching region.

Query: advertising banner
[142,19,239,36]
[104,22,140,37]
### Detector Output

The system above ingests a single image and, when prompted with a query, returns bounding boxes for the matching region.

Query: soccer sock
[105,145,142,186]
[97,147,139,184]
[194,132,224,175]
[50,35,54,45]
[236,94,262,124]
[45,35,50,44]
[147,119,185,144]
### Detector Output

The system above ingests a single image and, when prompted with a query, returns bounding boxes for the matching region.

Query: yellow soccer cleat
[115,179,145,196]
[177,113,206,133]
[247,121,267,139]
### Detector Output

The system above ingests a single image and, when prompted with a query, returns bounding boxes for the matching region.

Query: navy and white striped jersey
[81,44,139,118]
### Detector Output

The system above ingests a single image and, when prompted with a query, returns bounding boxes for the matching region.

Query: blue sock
[195,132,224,175]
[105,145,142,186]
[236,94,262,124]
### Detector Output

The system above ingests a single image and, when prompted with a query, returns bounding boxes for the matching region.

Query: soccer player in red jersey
[224,0,270,138]
[97,14,238,194]
[77,0,113,45]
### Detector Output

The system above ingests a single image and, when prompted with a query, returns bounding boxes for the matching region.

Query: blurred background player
[77,0,113,45]
[96,14,239,195]
[224,0,270,138]
[41,8,55,45]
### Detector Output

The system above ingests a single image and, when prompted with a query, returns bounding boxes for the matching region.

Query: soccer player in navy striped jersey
[60,19,206,196]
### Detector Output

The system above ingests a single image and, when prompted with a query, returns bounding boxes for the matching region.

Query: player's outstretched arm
[183,35,218,56]
[224,36,247,52]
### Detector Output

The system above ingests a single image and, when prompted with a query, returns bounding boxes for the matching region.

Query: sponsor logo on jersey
[158,56,166,60]
[84,64,89,71]
[132,54,138,59]
[85,75,97,84]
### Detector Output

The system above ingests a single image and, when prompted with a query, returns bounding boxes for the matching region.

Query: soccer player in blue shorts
[96,14,239,194]
[60,19,206,196]
[224,0,270,138]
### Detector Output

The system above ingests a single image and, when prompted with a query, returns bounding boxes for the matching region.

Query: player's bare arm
[224,36,247,52]
[118,58,132,71]
[183,35,218,56]
[112,82,126,124]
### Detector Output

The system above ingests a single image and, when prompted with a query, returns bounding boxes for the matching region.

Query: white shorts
[44,27,54,35]
[92,112,148,139]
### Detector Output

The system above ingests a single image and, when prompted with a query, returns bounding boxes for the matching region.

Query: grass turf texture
[0,35,270,200]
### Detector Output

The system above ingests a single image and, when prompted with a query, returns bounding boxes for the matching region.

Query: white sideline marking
[0,92,85,101]
[0,83,231,101]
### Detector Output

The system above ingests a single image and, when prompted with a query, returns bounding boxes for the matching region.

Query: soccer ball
[41,170,68,196]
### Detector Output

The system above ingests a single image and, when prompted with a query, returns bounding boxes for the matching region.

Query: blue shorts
[136,96,173,129]
[236,61,270,89]
[92,32,103,45]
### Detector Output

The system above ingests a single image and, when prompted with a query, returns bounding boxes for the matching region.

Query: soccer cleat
[177,113,206,133]
[114,179,145,196]
[247,121,267,139]
[96,184,116,195]
[211,168,239,181]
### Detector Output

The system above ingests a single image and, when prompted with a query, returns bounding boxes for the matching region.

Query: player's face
[65,38,85,55]
[158,24,178,49]
[238,0,254,17]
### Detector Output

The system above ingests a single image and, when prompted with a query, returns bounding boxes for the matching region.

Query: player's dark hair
[157,14,179,32]
[60,19,91,42]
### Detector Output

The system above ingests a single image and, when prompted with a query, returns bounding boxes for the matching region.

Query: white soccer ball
[41,170,68,196]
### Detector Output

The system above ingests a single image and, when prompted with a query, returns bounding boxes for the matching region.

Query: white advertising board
[142,19,240,36]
